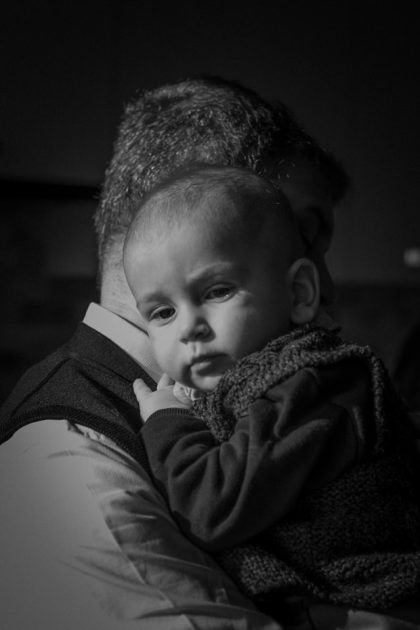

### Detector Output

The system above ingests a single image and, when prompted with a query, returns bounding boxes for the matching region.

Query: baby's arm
[135,365,362,553]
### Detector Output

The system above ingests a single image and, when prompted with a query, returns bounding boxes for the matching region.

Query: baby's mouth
[189,354,225,374]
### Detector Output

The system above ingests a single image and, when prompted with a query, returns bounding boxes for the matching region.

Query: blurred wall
[1,0,419,399]
[1,1,419,282]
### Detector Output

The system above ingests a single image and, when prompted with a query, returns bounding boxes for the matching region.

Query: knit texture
[192,325,420,609]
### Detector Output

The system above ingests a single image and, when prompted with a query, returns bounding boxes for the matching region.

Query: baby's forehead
[172,184,284,232]
[129,168,297,251]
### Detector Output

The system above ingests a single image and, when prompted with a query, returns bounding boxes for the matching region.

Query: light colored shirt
[0,304,281,630]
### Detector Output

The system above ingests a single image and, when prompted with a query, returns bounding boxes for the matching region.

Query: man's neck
[100,295,145,330]
[83,303,162,381]
[99,261,145,329]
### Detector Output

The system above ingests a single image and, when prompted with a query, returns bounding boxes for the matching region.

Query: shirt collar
[83,303,162,382]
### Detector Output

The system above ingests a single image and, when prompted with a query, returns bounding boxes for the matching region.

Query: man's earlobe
[288,258,320,325]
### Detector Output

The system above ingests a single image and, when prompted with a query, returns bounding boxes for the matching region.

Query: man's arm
[0,419,281,630]
[140,365,361,552]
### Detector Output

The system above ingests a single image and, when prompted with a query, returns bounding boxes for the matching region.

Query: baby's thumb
[133,378,151,402]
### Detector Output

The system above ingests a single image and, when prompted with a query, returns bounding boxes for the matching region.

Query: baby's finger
[157,373,175,390]
[133,378,151,401]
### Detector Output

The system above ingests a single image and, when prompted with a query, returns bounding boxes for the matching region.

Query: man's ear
[288,258,320,325]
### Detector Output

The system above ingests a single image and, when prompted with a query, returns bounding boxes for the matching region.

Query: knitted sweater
[190,326,420,610]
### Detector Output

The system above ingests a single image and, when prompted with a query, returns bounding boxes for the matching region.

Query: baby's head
[124,165,320,391]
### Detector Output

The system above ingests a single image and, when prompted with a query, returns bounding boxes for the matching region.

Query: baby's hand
[133,374,191,422]
[173,382,203,405]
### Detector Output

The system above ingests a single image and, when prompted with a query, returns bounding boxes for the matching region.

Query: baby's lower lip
[191,355,224,373]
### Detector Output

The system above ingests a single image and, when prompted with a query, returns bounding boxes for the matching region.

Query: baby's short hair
[124,164,302,265]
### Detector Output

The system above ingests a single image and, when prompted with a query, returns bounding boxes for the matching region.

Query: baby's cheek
[154,338,182,380]
[226,316,260,359]
[149,334,167,368]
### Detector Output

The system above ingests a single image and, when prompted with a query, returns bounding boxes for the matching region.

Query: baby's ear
[288,258,320,325]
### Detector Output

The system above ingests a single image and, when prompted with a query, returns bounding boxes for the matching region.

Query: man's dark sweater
[0,322,153,469]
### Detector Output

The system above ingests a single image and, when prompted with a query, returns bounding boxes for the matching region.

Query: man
[0,76,348,629]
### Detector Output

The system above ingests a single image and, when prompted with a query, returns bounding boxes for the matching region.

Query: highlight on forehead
[124,164,299,258]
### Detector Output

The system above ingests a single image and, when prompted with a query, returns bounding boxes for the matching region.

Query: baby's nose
[179,315,211,343]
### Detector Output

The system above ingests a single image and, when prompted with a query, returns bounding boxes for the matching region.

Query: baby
[123,165,420,623]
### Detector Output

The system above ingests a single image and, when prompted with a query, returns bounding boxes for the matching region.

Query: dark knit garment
[192,325,420,610]
[0,323,153,470]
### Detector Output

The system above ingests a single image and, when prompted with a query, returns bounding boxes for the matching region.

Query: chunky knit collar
[193,325,399,452]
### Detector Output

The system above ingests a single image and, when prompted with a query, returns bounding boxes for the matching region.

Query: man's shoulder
[0,322,150,464]
[1,323,107,406]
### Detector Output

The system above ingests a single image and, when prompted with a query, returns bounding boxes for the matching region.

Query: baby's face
[125,221,293,392]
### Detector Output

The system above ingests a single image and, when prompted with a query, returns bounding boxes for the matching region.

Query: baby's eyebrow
[135,262,248,309]
[135,290,165,308]
[189,262,246,282]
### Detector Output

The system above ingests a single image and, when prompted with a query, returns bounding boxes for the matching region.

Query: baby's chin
[184,355,234,393]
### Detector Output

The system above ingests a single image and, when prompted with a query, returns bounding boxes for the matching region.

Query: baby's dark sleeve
[141,366,361,552]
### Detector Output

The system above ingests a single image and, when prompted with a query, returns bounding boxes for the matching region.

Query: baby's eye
[205,285,234,301]
[150,306,175,322]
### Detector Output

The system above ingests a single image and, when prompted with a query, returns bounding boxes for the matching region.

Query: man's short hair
[95,75,349,273]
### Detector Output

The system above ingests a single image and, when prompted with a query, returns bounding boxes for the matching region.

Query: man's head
[95,75,349,322]
[124,165,320,391]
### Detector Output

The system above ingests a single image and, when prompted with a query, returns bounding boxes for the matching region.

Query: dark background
[1,0,419,402]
